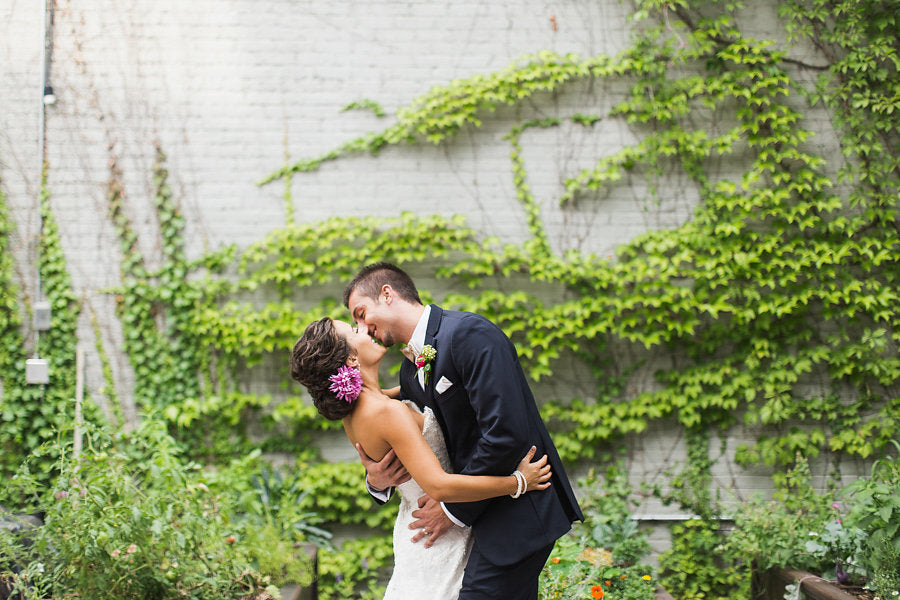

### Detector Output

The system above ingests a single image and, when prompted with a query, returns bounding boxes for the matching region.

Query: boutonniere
[415,345,436,385]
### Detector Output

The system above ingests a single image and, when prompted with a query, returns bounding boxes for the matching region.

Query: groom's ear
[381,285,393,304]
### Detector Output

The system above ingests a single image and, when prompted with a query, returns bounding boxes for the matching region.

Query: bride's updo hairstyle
[290,317,356,420]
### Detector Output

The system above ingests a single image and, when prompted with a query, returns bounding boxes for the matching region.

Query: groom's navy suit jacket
[398,305,583,567]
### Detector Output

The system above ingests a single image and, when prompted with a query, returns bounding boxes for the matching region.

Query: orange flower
[551,557,560,564]
[620,575,627,579]
[591,585,604,599]
[605,580,612,586]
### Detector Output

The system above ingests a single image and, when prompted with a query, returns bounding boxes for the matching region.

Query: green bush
[317,534,394,600]
[720,457,836,574]
[540,467,657,600]
[719,451,900,599]
[841,442,900,598]
[0,419,322,600]
[659,518,749,600]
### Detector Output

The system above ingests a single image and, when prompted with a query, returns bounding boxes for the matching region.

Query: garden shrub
[540,466,657,600]
[0,419,324,600]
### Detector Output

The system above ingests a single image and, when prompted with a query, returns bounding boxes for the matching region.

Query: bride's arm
[373,402,551,503]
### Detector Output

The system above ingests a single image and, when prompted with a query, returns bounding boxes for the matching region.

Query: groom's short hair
[343,262,422,307]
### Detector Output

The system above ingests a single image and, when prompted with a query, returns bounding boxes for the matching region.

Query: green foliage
[720,456,837,573]
[0,178,27,475]
[540,467,656,600]
[0,420,284,600]
[719,448,900,598]
[110,147,209,413]
[658,519,750,600]
[0,166,94,493]
[804,519,868,581]
[341,99,386,118]
[841,442,900,597]
[294,462,397,531]
[258,51,605,184]
[317,534,394,600]
[654,429,722,520]
[208,459,331,587]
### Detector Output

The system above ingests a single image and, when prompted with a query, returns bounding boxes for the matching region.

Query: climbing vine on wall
[250,0,898,471]
[73,1,897,480]
[0,167,92,488]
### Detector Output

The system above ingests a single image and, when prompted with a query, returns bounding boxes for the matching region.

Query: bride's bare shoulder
[355,395,416,427]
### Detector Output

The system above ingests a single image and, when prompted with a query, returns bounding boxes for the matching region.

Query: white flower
[34,563,45,573]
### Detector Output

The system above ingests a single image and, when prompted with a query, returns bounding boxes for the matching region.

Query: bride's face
[333,319,386,368]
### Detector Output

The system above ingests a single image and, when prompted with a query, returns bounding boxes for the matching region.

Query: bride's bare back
[343,391,424,462]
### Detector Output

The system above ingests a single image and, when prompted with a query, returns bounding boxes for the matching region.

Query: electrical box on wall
[25,358,49,384]
[34,301,52,330]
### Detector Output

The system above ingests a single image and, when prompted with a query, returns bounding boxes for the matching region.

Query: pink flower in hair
[329,366,363,403]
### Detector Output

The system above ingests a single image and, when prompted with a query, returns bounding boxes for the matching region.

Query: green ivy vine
[75,0,896,543]
[252,0,896,470]
[0,166,96,489]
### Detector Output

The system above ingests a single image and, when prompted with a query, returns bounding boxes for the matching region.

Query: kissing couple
[290,262,583,599]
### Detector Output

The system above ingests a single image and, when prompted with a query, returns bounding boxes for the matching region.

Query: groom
[344,262,583,599]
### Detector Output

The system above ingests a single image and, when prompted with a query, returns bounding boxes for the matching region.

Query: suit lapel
[422,305,453,459]
[423,304,443,395]
[416,304,444,410]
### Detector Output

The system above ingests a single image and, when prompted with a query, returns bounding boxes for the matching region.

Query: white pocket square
[435,376,453,394]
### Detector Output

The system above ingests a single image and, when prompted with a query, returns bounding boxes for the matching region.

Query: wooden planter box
[755,568,865,600]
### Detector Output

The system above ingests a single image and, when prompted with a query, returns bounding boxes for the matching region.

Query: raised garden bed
[755,568,876,600]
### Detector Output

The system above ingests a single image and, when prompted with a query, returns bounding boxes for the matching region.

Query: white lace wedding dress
[382,403,474,600]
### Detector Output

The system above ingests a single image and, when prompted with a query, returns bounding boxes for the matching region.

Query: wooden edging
[774,568,860,600]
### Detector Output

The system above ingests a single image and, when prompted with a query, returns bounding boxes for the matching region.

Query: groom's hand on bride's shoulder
[409,495,453,548]
[381,385,402,399]
[357,444,411,490]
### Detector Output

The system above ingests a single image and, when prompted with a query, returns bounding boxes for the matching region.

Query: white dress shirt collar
[407,304,431,355]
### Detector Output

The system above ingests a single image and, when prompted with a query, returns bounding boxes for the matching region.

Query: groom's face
[347,288,400,347]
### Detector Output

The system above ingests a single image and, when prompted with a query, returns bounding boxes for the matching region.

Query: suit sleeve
[443,318,532,524]
[367,478,394,504]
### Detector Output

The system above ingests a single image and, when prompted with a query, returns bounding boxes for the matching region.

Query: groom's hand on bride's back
[357,444,411,490]
[409,495,453,548]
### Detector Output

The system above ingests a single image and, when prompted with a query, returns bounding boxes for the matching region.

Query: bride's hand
[516,446,552,493]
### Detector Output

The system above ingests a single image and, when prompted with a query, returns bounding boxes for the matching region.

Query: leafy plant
[804,519,868,582]
[0,419,282,600]
[720,456,836,574]
[204,456,333,588]
[541,467,656,600]
[316,534,394,600]
[659,518,749,600]
[841,441,900,598]
[0,166,95,492]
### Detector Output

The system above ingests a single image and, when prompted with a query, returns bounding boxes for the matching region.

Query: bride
[290,317,553,599]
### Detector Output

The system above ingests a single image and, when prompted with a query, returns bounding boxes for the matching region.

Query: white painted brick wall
[0,0,865,552]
